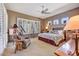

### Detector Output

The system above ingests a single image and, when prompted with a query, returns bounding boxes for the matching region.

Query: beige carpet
[3,37,62,56]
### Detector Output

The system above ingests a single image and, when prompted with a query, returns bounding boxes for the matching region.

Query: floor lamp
[64,15,79,56]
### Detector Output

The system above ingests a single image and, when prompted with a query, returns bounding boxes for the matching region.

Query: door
[0,3,8,55]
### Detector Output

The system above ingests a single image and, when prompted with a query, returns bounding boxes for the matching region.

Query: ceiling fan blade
[42,5,44,8]
[40,5,51,14]
[41,10,45,13]
[44,8,48,11]
[42,11,51,14]
[45,12,51,14]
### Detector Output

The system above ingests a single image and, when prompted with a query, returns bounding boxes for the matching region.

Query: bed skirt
[38,36,58,46]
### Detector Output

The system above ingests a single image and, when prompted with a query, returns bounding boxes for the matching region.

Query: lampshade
[64,15,79,30]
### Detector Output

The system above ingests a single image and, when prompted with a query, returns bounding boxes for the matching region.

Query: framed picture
[53,19,59,25]
[48,21,52,25]
[61,16,69,24]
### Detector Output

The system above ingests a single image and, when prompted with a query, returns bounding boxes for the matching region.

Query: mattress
[38,33,63,44]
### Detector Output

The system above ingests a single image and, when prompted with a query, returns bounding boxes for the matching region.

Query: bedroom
[0,3,79,56]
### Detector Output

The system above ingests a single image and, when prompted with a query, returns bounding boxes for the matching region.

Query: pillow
[58,30,63,35]
[53,30,59,34]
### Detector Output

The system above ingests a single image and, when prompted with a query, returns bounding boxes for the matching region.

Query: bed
[38,32,63,46]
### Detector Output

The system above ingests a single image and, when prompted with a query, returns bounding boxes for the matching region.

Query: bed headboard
[64,30,77,41]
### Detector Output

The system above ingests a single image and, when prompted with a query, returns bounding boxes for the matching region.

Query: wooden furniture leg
[15,40,23,53]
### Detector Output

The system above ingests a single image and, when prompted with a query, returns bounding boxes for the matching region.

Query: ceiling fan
[40,5,51,14]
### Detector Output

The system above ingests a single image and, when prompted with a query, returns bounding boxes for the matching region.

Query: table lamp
[64,15,79,56]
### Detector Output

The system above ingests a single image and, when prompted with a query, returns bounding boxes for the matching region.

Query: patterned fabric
[38,33,63,44]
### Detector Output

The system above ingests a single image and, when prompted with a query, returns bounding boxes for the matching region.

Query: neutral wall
[46,7,79,20]
[42,7,79,31]
[7,10,41,28]
[7,7,79,32]
[40,19,47,32]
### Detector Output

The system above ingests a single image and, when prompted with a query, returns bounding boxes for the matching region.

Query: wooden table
[15,40,23,53]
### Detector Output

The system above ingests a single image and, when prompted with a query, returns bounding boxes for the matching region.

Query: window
[0,3,8,55]
[32,21,40,33]
[53,19,59,25]
[61,16,69,24]
[17,18,40,34]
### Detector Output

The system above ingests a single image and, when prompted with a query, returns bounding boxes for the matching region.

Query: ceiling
[5,3,79,19]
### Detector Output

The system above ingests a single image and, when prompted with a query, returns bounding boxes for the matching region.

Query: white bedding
[38,33,63,43]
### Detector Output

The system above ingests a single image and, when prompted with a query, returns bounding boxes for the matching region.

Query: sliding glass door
[32,21,40,33]
[0,3,8,55]
[17,18,40,35]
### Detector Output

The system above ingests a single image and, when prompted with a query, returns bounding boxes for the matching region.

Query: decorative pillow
[58,30,63,35]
